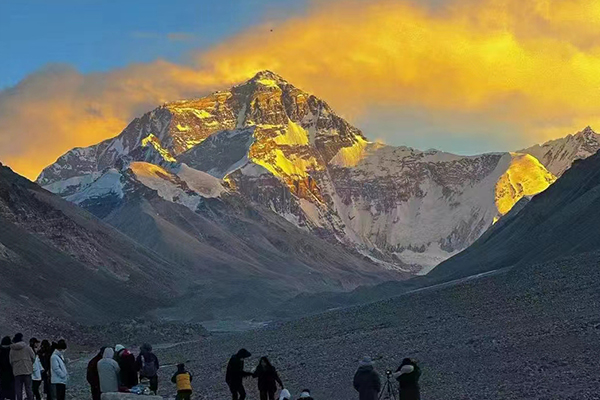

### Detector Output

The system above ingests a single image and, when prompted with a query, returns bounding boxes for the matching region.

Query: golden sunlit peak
[249,70,286,83]
[495,152,556,216]
[140,134,177,163]
[236,70,289,90]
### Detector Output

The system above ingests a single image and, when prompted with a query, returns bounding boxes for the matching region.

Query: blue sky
[0,0,308,89]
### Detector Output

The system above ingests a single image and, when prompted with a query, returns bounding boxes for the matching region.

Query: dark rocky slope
[0,163,182,331]
[67,249,600,399]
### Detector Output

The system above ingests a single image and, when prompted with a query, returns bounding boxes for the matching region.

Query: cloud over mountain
[3,0,600,179]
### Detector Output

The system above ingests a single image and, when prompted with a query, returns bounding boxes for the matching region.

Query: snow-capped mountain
[431,133,600,282]
[519,126,600,177]
[39,71,559,274]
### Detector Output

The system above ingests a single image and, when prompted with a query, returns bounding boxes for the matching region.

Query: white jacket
[32,355,44,381]
[98,347,120,393]
[51,350,68,385]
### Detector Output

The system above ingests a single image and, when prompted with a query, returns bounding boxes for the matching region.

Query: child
[171,363,192,400]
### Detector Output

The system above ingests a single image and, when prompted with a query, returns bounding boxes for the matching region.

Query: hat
[299,390,312,398]
[236,348,251,358]
[115,344,125,353]
[279,389,291,400]
[140,343,152,352]
[359,356,373,367]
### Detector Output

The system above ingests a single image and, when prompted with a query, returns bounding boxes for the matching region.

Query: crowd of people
[0,333,68,400]
[86,343,161,399]
[225,348,421,400]
[0,333,421,400]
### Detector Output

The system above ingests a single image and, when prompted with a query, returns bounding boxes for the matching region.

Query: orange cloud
[0,63,226,179]
[3,0,600,179]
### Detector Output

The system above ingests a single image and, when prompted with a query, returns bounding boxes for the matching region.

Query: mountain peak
[248,70,287,83]
[577,125,597,138]
[234,70,291,91]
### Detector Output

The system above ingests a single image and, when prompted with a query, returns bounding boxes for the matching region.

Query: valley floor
[66,251,600,399]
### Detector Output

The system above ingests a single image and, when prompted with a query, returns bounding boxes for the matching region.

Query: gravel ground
[66,251,600,400]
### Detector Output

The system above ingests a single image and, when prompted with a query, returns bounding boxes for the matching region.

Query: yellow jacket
[172,371,192,392]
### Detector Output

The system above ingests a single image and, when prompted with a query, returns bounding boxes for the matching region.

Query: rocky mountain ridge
[37,71,593,274]
[520,126,600,177]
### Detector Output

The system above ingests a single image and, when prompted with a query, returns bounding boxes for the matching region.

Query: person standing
[114,345,137,389]
[38,340,52,400]
[10,333,35,400]
[253,357,284,400]
[97,348,120,394]
[226,348,252,400]
[393,358,421,400]
[86,347,105,400]
[170,363,192,400]
[0,336,14,400]
[30,338,43,400]
[353,356,381,400]
[50,340,68,400]
[135,344,159,394]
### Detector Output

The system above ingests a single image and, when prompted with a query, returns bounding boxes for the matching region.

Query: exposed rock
[37,71,560,274]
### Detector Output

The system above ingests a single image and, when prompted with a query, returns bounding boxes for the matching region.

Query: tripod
[378,373,398,400]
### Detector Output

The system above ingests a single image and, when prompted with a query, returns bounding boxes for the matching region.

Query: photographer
[392,358,421,400]
[353,356,381,400]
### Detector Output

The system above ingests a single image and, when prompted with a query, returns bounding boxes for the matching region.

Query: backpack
[141,354,157,377]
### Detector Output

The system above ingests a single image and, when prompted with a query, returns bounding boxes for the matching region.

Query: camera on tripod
[379,368,397,400]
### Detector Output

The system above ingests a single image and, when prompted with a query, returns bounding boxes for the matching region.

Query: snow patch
[495,152,556,215]
[175,164,225,198]
[176,124,191,132]
[43,173,102,195]
[329,136,370,167]
[130,162,202,211]
[192,109,213,119]
[256,78,280,89]
[273,121,310,146]
[238,162,270,177]
[65,169,124,204]
[141,134,177,163]
[395,243,458,275]
[299,199,323,227]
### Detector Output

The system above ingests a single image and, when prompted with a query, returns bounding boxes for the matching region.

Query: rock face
[519,126,600,177]
[39,71,560,274]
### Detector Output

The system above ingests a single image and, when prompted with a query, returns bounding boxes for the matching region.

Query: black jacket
[117,350,139,388]
[135,351,159,378]
[226,350,252,385]
[0,344,13,387]
[253,364,283,392]
[353,365,381,400]
[396,363,421,400]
